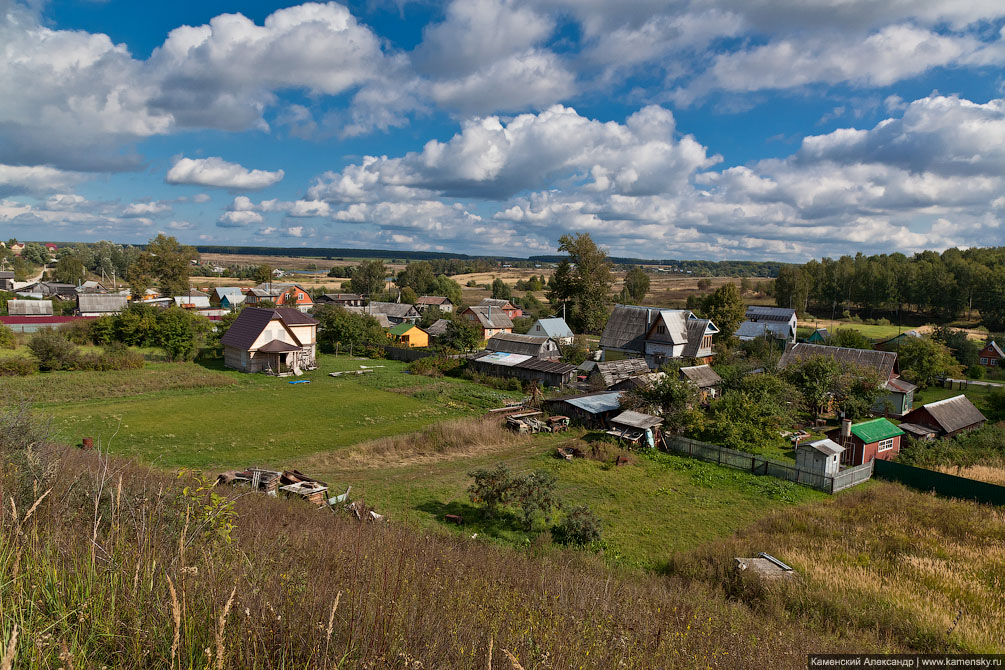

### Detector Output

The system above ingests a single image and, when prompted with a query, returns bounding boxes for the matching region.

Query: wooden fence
[381,345,438,363]
[664,436,873,494]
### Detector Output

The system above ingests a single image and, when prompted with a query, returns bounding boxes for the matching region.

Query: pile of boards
[216,468,329,505]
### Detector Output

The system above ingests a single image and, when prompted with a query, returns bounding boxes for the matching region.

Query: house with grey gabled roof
[599,305,718,368]
[528,317,574,344]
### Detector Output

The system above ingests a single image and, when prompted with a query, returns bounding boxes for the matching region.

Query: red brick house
[826,418,904,466]
[978,341,1003,368]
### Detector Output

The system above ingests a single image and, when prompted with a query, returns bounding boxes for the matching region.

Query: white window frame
[877,438,895,452]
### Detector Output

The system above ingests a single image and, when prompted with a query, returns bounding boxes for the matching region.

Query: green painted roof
[388,323,416,336]
[850,418,903,443]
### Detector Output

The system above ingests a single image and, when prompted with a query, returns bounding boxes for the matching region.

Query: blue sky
[1,0,1004,261]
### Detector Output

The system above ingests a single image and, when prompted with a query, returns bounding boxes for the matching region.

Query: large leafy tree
[314,305,386,352]
[127,235,197,297]
[546,233,613,333]
[624,375,702,435]
[491,278,512,300]
[897,337,963,388]
[700,282,745,343]
[623,265,650,303]
[396,261,437,295]
[783,355,840,419]
[439,315,481,352]
[51,254,86,285]
[348,259,387,297]
[156,307,210,361]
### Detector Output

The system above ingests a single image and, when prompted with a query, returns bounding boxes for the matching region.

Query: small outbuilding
[795,438,844,476]
[7,299,53,317]
[826,417,904,466]
[899,395,987,438]
[470,351,576,387]
[607,410,662,447]
[415,296,454,313]
[76,294,127,317]
[425,318,451,338]
[486,332,559,359]
[544,391,622,428]
[679,364,722,401]
[589,358,651,389]
[387,323,429,348]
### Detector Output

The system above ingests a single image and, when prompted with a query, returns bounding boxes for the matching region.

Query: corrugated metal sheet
[778,343,897,378]
[679,364,722,388]
[564,392,622,414]
[474,352,533,367]
[77,294,127,314]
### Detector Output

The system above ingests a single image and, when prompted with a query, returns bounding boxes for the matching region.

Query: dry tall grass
[666,483,1005,652]
[302,415,533,469]
[935,464,1005,485]
[0,426,883,668]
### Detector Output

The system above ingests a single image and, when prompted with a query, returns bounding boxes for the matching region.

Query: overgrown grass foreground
[0,407,883,669]
[666,483,1005,653]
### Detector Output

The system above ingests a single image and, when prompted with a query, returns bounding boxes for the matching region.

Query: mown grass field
[313,434,827,570]
[36,356,521,468]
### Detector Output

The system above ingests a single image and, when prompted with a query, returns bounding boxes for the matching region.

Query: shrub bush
[553,505,602,546]
[61,318,93,345]
[0,356,38,376]
[0,324,15,349]
[27,330,79,371]
[408,356,464,377]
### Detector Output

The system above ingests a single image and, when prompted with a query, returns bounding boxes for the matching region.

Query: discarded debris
[555,445,585,460]
[216,468,328,502]
[734,552,795,580]
[288,380,311,385]
[328,369,375,377]
[444,514,464,525]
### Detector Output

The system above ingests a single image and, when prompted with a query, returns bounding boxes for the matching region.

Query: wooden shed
[899,395,987,438]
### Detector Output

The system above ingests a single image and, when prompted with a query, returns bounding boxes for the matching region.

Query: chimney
[488,304,492,320]
[840,419,852,439]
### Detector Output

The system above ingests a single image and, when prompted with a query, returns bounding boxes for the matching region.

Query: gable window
[877,438,895,452]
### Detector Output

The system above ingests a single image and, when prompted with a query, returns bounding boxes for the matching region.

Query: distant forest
[773,247,1005,329]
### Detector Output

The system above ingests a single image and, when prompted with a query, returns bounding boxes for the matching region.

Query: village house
[76,281,108,294]
[777,342,914,417]
[679,364,723,401]
[221,307,319,374]
[352,301,420,325]
[415,296,454,313]
[599,305,718,368]
[528,317,574,345]
[7,299,53,317]
[978,341,1003,368]
[387,323,429,348]
[173,294,211,309]
[76,294,127,317]
[795,438,844,476]
[315,293,365,307]
[9,242,24,256]
[469,352,576,388]
[827,418,904,466]
[425,318,451,339]
[209,287,245,307]
[735,306,797,343]
[246,283,314,312]
[485,332,559,359]
[899,395,987,439]
[478,298,522,319]
[461,305,513,340]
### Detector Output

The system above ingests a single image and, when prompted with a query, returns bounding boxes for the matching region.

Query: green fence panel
[873,459,1005,506]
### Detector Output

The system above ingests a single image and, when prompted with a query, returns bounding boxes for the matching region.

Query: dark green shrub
[27,330,79,371]
[553,505,602,546]
[0,356,38,376]
[0,324,15,349]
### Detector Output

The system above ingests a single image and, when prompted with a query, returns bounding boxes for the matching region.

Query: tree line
[774,247,1005,329]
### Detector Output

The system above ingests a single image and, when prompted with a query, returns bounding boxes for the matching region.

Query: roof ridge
[924,395,965,407]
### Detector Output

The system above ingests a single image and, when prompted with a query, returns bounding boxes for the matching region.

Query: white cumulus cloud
[166,157,284,190]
